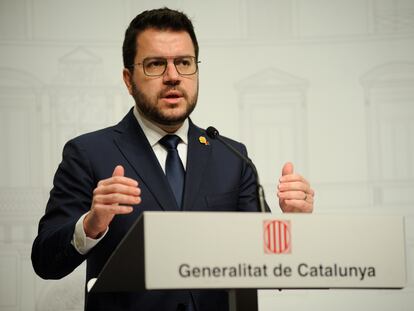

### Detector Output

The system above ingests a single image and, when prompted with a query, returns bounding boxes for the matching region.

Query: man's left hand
[277,162,314,213]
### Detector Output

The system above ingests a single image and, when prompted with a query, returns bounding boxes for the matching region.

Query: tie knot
[159,135,181,150]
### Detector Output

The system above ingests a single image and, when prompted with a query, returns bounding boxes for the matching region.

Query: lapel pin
[199,136,209,145]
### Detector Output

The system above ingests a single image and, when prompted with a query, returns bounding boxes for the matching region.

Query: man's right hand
[84,165,141,239]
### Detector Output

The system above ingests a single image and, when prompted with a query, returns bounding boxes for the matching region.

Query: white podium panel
[144,212,405,289]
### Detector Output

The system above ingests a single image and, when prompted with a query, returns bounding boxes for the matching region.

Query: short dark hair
[122,7,199,70]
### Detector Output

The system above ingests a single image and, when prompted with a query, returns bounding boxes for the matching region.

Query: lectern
[89,212,406,311]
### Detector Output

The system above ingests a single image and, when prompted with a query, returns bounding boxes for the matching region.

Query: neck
[136,109,183,134]
[156,122,182,133]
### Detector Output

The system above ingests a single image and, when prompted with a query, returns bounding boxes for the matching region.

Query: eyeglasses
[132,56,200,77]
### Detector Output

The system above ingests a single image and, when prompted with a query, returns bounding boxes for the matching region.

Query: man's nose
[163,61,180,85]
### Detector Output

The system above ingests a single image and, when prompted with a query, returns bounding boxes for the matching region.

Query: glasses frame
[131,56,200,77]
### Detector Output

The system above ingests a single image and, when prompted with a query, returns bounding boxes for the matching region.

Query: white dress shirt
[71,107,189,254]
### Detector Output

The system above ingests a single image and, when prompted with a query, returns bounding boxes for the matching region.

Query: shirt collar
[133,105,189,146]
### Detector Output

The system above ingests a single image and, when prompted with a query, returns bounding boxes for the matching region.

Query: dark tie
[159,135,185,209]
[159,136,194,310]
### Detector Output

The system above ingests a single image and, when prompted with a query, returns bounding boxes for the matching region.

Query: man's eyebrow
[143,55,195,59]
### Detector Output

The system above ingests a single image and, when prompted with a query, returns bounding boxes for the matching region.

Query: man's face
[123,28,198,130]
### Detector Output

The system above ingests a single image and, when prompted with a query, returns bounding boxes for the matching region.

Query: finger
[280,199,313,213]
[277,191,314,205]
[281,162,294,176]
[93,203,134,215]
[278,191,313,202]
[97,165,138,187]
[98,176,138,187]
[309,188,315,197]
[94,184,141,196]
[94,193,141,205]
[278,181,310,193]
[112,165,124,177]
[279,174,309,184]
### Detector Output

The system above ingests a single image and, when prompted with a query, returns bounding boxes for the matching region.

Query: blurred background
[0,0,413,310]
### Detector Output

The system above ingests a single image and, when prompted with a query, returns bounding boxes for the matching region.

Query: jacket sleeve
[31,139,95,279]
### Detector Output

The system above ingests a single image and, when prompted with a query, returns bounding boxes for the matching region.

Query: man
[32,7,314,311]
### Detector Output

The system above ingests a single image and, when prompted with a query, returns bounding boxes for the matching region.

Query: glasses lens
[174,57,197,75]
[141,57,198,76]
[143,58,167,76]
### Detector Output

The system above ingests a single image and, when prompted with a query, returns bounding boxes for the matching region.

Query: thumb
[112,165,125,177]
[282,162,294,176]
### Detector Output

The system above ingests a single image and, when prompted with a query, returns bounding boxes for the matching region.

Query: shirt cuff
[71,212,108,255]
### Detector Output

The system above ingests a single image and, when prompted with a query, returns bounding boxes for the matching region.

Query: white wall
[0,0,413,310]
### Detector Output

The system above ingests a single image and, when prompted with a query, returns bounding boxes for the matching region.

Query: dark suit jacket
[32,109,260,311]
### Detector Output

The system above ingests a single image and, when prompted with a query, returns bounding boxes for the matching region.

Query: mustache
[158,87,188,98]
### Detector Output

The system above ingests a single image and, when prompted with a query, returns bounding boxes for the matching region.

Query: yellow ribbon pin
[199,136,209,145]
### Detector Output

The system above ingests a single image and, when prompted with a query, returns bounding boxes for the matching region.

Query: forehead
[136,28,195,58]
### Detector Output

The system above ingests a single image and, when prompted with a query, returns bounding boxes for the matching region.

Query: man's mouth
[161,91,184,104]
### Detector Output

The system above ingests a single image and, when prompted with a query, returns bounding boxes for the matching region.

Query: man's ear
[122,68,133,95]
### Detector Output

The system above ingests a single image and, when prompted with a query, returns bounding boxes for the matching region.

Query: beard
[131,81,198,127]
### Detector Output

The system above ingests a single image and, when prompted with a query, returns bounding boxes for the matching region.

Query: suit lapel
[113,110,178,211]
[182,121,211,211]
